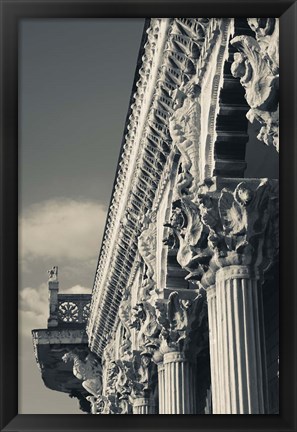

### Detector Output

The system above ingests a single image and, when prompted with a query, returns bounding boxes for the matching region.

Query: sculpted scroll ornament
[155,290,208,355]
[231,18,279,151]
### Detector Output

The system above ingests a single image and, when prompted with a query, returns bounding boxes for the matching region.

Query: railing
[57,294,91,325]
[47,271,92,328]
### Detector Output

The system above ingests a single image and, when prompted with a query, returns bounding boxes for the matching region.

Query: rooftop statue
[47,266,58,281]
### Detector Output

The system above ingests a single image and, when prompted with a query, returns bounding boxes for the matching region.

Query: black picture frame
[0,1,296,431]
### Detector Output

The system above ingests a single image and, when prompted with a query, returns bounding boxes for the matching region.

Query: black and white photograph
[18,17,279,415]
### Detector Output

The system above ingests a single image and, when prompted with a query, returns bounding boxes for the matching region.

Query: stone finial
[48,266,58,281]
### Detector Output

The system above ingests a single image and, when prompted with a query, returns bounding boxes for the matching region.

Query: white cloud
[61,284,91,294]
[19,198,106,261]
[20,284,48,316]
[19,284,49,336]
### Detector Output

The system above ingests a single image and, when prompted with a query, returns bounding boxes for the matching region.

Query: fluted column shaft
[209,265,267,414]
[163,351,196,414]
[132,397,157,414]
[206,284,219,413]
[157,362,166,414]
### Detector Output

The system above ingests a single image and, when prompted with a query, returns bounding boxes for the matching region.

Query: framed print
[0,1,296,431]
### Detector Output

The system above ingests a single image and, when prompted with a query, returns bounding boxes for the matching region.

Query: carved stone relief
[169,85,201,200]
[197,178,279,286]
[155,290,208,356]
[62,350,102,399]
[130,301,161,352]
[163,197,210,281]
[231,18,279,151]
[137,213,157,301]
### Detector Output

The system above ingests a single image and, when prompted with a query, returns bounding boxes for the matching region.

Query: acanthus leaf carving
[163,197,211,281]
[155,290,208,355]
[231,19,279,151]
[130,301,161,351]
[129,350,157,399]
[197,178,279,279]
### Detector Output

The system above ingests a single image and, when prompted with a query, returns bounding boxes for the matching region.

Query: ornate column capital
[155,289,208,357]
[129,350,157,400]
[197,177,279,287]
[130,300,161,353]
[163,196,210,281]
[231,18,279,151]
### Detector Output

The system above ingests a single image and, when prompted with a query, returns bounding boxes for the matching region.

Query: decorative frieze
[88,18,220,357]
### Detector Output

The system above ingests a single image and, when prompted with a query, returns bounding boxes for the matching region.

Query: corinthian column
[198,177,278,414]
[155,290,207,414]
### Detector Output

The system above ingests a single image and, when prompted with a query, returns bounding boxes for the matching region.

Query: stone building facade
[33,18,279,414]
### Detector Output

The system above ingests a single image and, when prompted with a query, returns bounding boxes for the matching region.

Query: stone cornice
[87,18,222,357]
[32,328,89,370]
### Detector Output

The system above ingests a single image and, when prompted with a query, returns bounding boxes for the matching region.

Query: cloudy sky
[19,19,144,414]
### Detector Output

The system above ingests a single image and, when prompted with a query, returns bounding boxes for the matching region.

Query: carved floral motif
[164,178,278,288]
